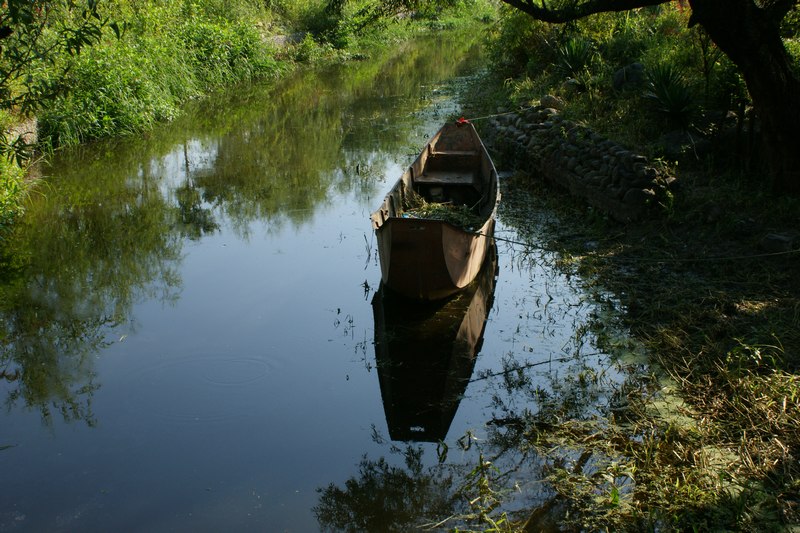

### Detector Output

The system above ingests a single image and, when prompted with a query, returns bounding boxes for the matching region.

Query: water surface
[0,33,631,531]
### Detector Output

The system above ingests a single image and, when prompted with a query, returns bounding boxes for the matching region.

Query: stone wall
[479,106,676,222]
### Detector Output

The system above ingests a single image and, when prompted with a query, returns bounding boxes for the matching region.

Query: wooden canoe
[372,245,498,442]
[370,119,500,300]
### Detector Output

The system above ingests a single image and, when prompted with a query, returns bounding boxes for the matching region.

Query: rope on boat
[473,230,800,264]
[462,106,535,122]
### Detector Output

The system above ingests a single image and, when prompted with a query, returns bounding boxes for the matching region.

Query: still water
[0,34,630,531]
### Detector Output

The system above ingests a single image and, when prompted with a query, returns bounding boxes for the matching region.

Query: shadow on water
[373,245,498,443]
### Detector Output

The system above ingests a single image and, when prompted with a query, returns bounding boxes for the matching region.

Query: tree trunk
[690,0,800,194]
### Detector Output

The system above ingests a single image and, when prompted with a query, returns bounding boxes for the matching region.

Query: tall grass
[2,0,495,240]
[38,1,284,147]
[643,62,695,128]
[0,111,27,240]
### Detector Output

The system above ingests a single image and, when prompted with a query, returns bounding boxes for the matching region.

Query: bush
[0,111,25,239]
[555,37,597,81]
[38,1,282,147]
[643,63,696,128]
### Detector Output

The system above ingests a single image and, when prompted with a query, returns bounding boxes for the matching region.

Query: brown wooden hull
[370,121,499,300]
[372,245,498,442]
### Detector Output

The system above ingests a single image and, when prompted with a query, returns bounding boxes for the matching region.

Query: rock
[483,105,678,221]
[562,78,584,94]
[540,94,565,110]
[622,188,656,206]
[760,233,796,253]
[7,117,38,146]
[658,130,712,159]
[612,62,645,91]
[271,32,307,47]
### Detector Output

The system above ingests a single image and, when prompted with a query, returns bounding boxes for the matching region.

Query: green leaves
[643,62,696,127]
[0,0,112,162]
[555,36,597,79]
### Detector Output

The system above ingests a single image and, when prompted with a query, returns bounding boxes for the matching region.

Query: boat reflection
[371,246,498,442]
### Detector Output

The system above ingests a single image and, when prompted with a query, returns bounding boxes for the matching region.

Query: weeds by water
[467,7,800,527]
[498,172,800,531]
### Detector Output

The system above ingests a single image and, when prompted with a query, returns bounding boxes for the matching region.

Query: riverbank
[467,84,800,531]
[460,4,800,527]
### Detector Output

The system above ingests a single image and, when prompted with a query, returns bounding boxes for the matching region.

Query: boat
[370,119,500,300]
[372,245,498,442]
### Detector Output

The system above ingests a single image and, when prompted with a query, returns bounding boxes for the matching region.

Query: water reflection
[318,175,647,530]
[0,32,483,432]
[0,169,182,426]
[372,246,498,442]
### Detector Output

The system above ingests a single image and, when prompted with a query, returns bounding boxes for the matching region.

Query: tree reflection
[175,182,219,240]
[0,161,183,426]
[315,444,458,533]
[318,172,658,530]
[182,33,484,236]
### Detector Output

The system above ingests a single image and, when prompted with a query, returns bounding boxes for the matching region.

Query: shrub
[38,41,187,146]
[643,63,696,128]
[0,111,25,238]
[38,2,282,147]
[555,37,597,81]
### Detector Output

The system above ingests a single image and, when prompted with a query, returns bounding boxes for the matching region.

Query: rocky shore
[479,105,676,222]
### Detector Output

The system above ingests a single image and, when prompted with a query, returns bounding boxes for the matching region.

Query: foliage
[37,2,283,147]
[0,147,25,240]
[22,0,490,149]
[473,169,800,530]
[401,190,485,230]
[484,5,756,156]
[0,0,109,162]
[554,36,596,80]
[321,0,495,50]
[643,62,695,128]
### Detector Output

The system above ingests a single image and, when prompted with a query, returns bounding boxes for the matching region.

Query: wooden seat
[414,170,476,185]
[430,150,478,157]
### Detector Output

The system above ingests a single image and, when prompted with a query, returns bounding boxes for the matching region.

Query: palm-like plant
[643,63,696,128]
[555,37,596,79]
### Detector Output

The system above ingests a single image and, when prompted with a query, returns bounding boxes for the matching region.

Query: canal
[0,33,634,531]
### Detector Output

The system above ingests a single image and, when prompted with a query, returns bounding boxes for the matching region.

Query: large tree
[500,0,800,195]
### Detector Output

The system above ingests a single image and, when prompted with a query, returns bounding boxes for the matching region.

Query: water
[0,33,632,531]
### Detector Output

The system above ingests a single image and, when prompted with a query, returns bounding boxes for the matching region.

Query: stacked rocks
[481,106,676,222]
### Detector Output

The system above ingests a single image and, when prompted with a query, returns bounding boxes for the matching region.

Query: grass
[0,111,27,242]
[462,10,799,516]
[37,2,285,147]
[401,191,485,230]
[485,168,800,531]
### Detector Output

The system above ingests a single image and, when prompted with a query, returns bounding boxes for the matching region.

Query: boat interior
[412,149,484,211]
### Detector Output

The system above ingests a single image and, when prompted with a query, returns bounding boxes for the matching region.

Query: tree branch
[762,0,799,24]
[499,0,670,23]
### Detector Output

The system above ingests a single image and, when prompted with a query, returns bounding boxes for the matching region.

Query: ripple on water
[125,354,282,423]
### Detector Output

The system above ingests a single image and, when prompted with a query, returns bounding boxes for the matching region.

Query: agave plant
[643,63,696,128]
[555,37,597,79]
